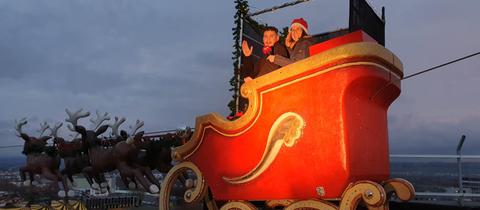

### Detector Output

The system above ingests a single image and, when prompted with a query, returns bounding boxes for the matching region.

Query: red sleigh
[160,31,415,209]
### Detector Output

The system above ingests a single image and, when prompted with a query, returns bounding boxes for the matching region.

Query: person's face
[263,30,279,47]
[290,25,304,42]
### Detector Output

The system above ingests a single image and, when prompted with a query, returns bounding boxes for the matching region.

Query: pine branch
[227,0,250,116]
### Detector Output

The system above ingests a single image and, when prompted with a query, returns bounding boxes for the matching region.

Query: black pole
[381,7,385,22]
[457,135,466,207]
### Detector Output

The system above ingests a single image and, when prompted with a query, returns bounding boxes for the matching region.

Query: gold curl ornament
[220,200,257,210]
[159,161,207,210]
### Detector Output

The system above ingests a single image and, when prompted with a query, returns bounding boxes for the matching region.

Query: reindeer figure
[175,126,194,146]
[137,127,193,174]
[106,116,128,146]
[37,121,50,137]
[110,119,161,191]
[137,133,176,174]
[89,110,110,130]
[15,118,72,197]
[65,108,112,192]
[50,122,93,187]
[66,109,160,193]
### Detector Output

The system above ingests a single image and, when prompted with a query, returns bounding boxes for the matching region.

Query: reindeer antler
[184,126,193,136]
[126,119,144,144]
[67,124,76,133]
[108,116,126,137]
[89,110,110,130]
[37,121,50,136]
[129,119,144,136]
[65,108,90,127]
[65,108,90,137]
[14,118,28,136]
[50,122,63,138]
[176,126,193,139]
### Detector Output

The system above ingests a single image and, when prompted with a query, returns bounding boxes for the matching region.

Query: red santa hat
[290,18,309,35]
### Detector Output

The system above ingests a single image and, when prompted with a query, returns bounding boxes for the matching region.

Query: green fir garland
[227,0,249,117]
[227,1,288,117]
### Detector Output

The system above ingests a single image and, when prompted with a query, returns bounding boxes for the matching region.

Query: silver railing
[390,135,480,207]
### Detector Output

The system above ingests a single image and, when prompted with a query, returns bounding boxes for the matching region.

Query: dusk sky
[0,0,479,156]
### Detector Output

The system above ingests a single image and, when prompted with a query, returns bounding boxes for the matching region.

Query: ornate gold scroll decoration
[368,178,415,210]
[159,161,207,210]
[219,200,257,210]
[265,200,295,209]
[339,181,386,209]
[285,199,338,210]
[382,178,415,202]
[201,179,413,210]
[223,112,305,184]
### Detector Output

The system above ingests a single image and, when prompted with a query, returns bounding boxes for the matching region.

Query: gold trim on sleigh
[172,42,403,161]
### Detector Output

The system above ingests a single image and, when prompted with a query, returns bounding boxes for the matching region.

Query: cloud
[0,0,480,161]
[389,113,480,155]
[0,0,235,134]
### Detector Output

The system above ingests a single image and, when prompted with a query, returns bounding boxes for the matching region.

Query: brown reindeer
[15,118,72,197]
[136,133,175,174]
[64,108,113,193]
[107,118,161,192]
[50,122,97,187]
[66,109,160,193]
[175,127,194,146]
[137,127,193,174]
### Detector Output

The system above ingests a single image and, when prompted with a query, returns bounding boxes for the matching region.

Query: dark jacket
[274,36,313,67]
[241,42,289,79]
